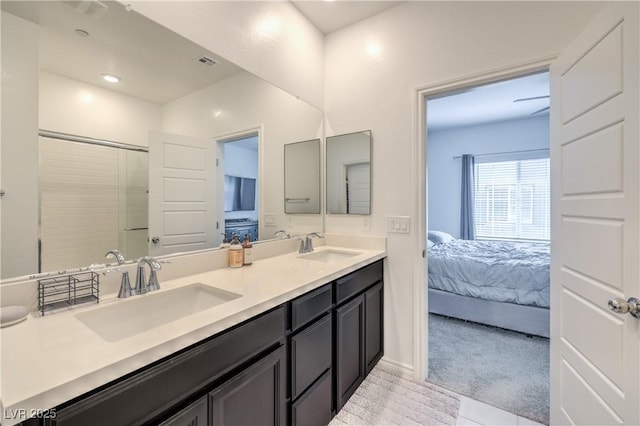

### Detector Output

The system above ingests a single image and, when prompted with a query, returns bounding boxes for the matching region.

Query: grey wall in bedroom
[427,115,550,238]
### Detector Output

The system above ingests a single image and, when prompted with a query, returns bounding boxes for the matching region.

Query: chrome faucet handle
[275,230,292,239]
[116,271,133,298]
[303,232,323,253]
[297,236,307,253]
[139,256,162,271]
[134,263,147,295]
[136,256,162,293]
[105,249,126,265]
[298,232,322,253]
[147,270,160,292]
[105,250,132,298]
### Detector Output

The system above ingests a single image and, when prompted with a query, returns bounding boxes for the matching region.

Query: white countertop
[0,245,385,425]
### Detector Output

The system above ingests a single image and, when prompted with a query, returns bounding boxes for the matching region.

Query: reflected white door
[550,3,639,424]
[148,131,217,256]
[346,162,370,214]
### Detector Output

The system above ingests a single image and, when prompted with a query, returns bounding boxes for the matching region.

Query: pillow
[428,230,455,245]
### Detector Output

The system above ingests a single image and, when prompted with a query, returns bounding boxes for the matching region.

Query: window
[474,158,550,241]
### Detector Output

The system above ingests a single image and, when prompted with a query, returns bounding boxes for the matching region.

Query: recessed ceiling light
[101,73,121,83]
[74,29,89,37]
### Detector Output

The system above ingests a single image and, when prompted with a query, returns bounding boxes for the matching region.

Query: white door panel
[149,131,217,256]
[561,123,623,195]
[551,3,639,425]
[561,24,623,123]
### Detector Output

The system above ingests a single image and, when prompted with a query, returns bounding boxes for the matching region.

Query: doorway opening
[424,71,551,424]
[219,132,260,244]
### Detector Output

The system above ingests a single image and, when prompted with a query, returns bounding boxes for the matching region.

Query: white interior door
[148,131,217,256]
[345,162,370,214]
[550,3,639,424]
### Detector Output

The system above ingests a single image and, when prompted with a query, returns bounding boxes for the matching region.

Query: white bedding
[428,240,550,308]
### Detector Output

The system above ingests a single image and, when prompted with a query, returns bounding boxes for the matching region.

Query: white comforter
[428,240,550,308]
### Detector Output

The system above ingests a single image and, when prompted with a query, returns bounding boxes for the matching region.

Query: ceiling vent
[196,55,217,67]
[64,1,109,19]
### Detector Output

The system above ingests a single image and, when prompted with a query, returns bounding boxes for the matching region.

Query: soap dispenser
[242,234,253,265]
[229,234,244,268]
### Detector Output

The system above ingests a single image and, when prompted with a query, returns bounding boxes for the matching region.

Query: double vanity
[1,239,385,426]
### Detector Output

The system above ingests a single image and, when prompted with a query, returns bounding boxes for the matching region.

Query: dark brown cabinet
[335,261,384,411]
[40,259,384,426]
[159,397,207,426]
[365,282,384,374]
[209,346,286,426]
[290,370,332,426]
[48,307,286,426]
[335,294,365,410]
[289,284,333,426]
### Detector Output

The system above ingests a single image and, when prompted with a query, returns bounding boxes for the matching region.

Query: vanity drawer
[291,370,332,426]
[290,313,332,400]
[335,260,383,305]
[290,283,332,330]
[159,396,207,426]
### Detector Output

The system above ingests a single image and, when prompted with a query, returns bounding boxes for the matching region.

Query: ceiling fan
[513,95,550,115]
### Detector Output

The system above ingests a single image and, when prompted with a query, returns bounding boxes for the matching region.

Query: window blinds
[474,158,550,241]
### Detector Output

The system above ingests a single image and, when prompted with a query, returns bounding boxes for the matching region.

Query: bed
[427,231,550,337]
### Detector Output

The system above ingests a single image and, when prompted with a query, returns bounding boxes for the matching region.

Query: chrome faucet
[105,249,132,298]
[134,256,162,295]
[274,230,292,239]
[299,232,323,254]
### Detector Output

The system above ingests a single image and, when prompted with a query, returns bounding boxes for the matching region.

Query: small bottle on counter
[242,234,253,265]
[229,234,244,268]
[219,233,230,249]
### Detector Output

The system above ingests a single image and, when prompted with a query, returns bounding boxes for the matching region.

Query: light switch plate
[263,214,277,226]
[386,216,410,234]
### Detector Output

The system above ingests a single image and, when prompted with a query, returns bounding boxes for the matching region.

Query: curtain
[460,154,476,240]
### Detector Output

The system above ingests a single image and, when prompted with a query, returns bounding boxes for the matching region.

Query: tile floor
[456,396,546,426]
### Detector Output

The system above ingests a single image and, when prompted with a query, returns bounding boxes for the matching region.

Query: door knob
[608,297,640,318]
[151,236,160,244]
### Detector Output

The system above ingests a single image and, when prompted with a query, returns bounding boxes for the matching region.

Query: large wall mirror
[284,139,321,214]
[0,1,323,280]
[326,131,372,215]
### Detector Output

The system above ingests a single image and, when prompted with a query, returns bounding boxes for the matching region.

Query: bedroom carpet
[330,363,461,426]
[428,313,549,424]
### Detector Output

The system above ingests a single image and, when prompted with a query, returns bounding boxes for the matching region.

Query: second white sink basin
[298,249,361,262]
[76,284,241,342]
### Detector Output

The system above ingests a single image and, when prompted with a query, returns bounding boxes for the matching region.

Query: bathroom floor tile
[458,396,519,426]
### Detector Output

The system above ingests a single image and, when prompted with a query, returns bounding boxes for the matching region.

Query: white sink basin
[75,284,241,342]
[298,249,361,262]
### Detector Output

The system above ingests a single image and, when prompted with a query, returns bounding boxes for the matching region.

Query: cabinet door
[209,346,286,426]
[159,397,207,426]
[365,282,384,374]
[335,294,365,410]
[291,370,332,426]
[290,313,332,399]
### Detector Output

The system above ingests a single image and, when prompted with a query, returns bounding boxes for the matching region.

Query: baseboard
[378,357,414,379]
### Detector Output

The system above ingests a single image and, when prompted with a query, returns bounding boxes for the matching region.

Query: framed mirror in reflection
[284,139,321,214]
[326,131,372,215]
[0,1,323,280]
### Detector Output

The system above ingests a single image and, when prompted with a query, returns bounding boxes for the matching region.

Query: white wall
[162,71,324,236]
[131,1,324,109]
[1,12,40,279]
[40,71,162,147]
[428,115,550,238]
[323,1,604,372]
[284,140,321,214]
